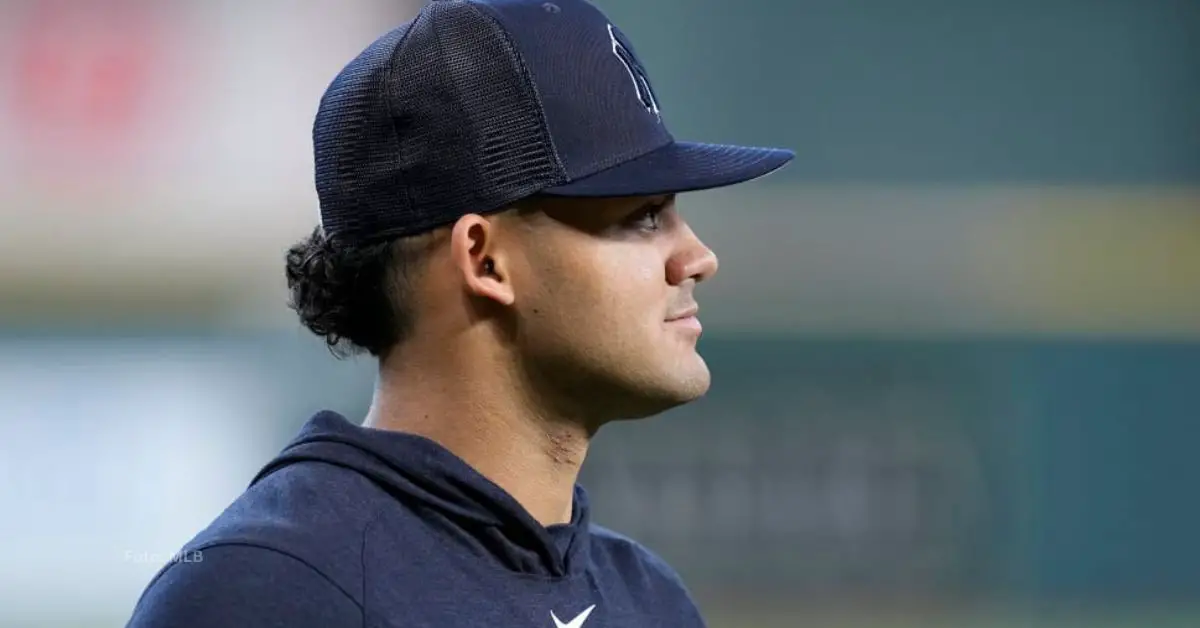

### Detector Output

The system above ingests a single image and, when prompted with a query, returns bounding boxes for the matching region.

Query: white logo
[551,604,596,628]
[607,24,660,120]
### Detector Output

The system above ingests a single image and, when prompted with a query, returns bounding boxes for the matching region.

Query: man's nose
[667,234,718,286]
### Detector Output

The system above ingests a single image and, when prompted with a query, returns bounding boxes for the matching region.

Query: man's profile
[127,0,792,625]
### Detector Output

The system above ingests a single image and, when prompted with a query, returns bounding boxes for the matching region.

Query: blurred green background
[0,0,1196,626]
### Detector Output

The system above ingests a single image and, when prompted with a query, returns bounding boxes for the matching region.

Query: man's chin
[614,366,711,421]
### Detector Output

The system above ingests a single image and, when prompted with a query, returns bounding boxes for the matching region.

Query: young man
[127,0,791,625]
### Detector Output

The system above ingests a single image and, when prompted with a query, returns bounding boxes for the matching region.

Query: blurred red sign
[9,0,171,173]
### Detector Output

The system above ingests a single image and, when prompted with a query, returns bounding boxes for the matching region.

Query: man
[127,0,791,625]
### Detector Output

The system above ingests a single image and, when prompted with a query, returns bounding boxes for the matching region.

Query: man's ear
[449,214,516,306]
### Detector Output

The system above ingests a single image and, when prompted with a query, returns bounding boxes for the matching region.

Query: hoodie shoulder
[127,543,363,627]
[588,524,706,623]
[182,460,391,599]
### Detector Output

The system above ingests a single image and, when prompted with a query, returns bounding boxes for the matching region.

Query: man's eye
[629,206,665,231]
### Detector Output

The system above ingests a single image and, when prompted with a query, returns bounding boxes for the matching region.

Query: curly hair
[284,227,432,359]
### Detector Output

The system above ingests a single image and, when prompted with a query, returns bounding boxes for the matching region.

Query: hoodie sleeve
[126,544,363,628]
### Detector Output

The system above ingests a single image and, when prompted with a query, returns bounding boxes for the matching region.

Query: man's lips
[665,306,699,322]
[665,306,702,334]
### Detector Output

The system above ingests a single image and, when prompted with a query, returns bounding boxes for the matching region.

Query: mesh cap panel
[315,0,564,243]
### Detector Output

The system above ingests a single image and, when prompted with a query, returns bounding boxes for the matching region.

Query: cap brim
[541,141,794,197]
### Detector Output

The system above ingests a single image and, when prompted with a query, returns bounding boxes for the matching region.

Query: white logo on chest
[551,603,596,628]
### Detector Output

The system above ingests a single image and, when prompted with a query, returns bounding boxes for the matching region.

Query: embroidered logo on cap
[608,24,660,121]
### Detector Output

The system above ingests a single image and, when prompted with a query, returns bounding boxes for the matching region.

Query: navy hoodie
[127,411,706,627]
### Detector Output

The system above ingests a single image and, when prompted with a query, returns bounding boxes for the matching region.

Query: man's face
[503,194,719,421]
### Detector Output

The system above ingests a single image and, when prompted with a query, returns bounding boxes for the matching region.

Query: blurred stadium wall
[0,1,1197,626]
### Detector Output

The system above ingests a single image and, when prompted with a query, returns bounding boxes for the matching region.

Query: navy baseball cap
[314,0,794,243]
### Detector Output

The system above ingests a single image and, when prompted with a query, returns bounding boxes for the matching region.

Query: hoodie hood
[249,411,591,578]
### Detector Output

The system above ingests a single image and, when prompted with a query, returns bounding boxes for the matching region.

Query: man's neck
[363,346,591,527]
